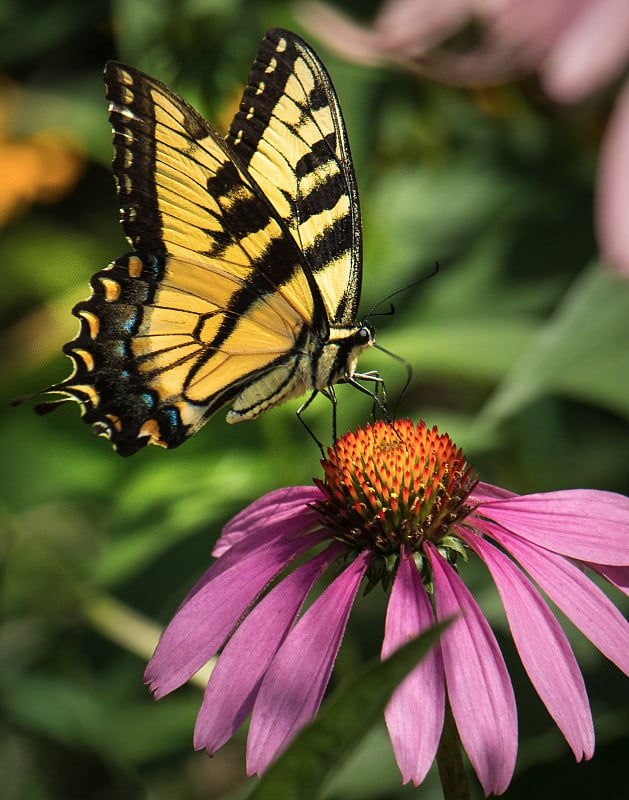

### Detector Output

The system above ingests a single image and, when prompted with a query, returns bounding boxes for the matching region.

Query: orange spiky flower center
[314,420,477,583]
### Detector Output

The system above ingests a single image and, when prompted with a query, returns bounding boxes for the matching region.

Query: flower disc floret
[314,420,477,557]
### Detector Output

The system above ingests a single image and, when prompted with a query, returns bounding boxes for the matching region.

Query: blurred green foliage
[1,1,627,798]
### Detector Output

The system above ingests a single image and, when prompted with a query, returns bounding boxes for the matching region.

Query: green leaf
[478,262,629,425]
[249,619,450,800]
[384,317,535,382]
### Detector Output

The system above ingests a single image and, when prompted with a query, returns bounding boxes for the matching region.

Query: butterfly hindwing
[52,251,315,454]
[226,28,362,326]
[37,29,373,455]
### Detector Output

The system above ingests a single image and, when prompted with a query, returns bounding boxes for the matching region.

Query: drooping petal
[542,0,629,103]
[585,563,629,597]
[477,489,629,564]
[466,533,594,760]
[479,521,629,676]
[426,543,517,797]
[596,78,629,277]
[194,542,343,753]
[246,550,371,775]
[375,0,476,56]
[145,528,326,698]
[481,0,578,71]
[382,547,445,786]
[213,486,323,556]
[296,1,388,65]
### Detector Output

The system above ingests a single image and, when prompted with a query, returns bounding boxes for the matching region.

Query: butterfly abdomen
[226,322,374,423]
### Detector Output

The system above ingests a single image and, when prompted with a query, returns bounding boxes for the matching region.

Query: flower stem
[82,593,215,689]
[436,696,470,800]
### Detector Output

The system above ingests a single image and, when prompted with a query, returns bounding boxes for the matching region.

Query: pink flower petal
[214,486,323,556]
[477,489,629,564]
[479,521,629,676]
[467,534,594,759]
[542,0,629,103]
[194,543,343,753]
[296,1,390,65]
[376,0,475,56]
[481,0,588,71]
[426,543,517,796]
[144,528,326,698]
[383,547,445,786]
[596,78,629,277]
[246,551,370,775]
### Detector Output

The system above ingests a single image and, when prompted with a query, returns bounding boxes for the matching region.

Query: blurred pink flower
[299,0,629,276]
[145,420,629,794]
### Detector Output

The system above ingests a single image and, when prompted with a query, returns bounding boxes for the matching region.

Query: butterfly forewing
[226,28,362,326]
[106,62,320,327]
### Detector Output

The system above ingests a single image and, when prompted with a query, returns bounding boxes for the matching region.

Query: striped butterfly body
[37,28,378,456]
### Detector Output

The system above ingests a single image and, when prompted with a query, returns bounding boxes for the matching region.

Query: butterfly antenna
[363,260,440,321]
[358,260,438,419]
[10,391,36,408]
[11,389,73,415]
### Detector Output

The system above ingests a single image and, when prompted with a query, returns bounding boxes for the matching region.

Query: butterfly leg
[345,371,389,421]
[318,383,341,449]
[353,370,389,420]
[318,384,339,447]
[297,389,328,457]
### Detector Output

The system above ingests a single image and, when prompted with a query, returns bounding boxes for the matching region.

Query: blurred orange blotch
[215,83,245,136]
[0,77,85,226]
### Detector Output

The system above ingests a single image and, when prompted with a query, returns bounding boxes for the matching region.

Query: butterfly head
[347,322,376,381]
[320,322,375,391]
[345,322,376,375]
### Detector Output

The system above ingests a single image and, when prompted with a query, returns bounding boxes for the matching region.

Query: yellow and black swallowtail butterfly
[36,28,381,456]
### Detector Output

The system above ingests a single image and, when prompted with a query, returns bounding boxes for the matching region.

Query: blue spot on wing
[162,406,182,433]
[122,316,137,336]
[141,392,156,410]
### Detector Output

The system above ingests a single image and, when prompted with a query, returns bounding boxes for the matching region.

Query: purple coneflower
[145,419,629,795]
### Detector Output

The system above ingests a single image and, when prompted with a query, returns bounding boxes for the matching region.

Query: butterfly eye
[355,325,374,346]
